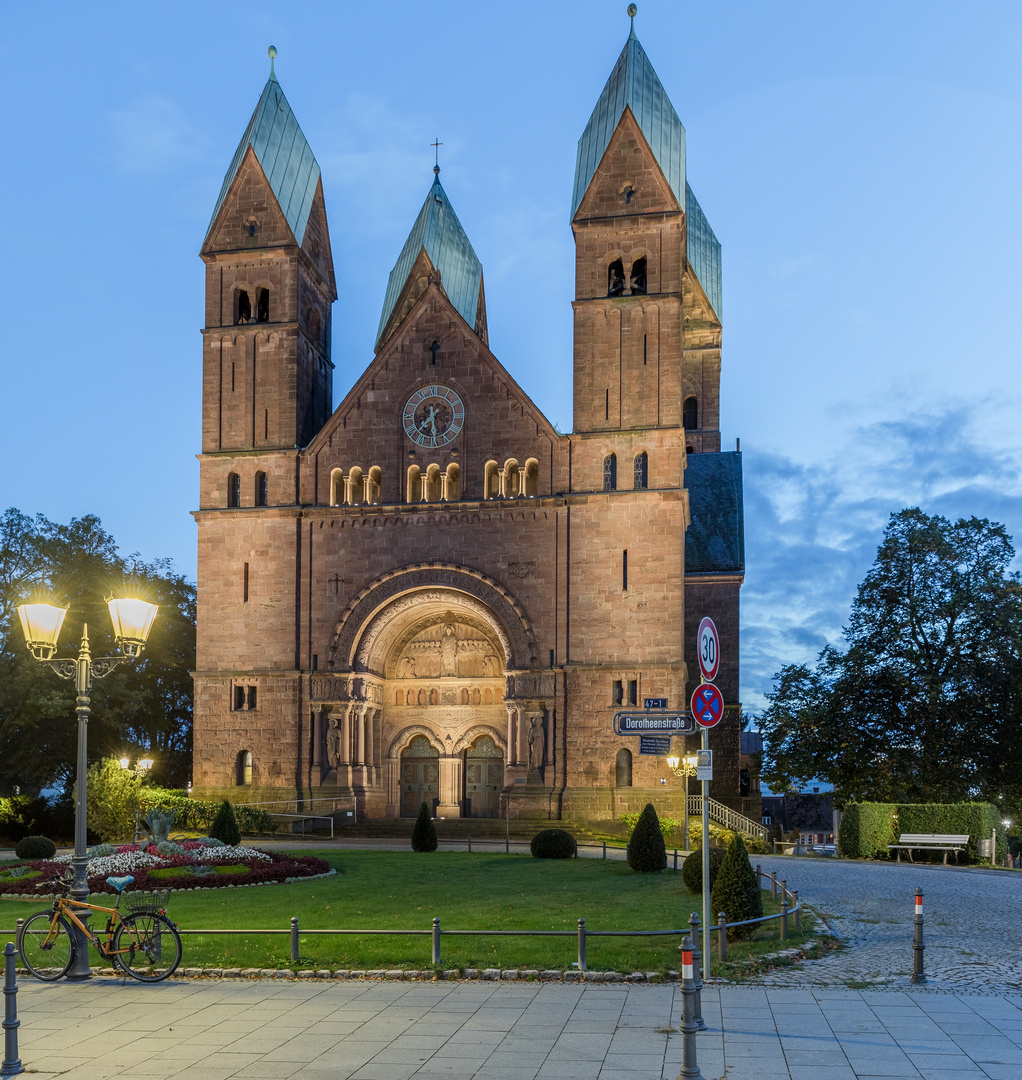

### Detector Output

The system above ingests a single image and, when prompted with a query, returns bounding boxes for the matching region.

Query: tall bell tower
[199,50,336,459]
[570,15,722,452]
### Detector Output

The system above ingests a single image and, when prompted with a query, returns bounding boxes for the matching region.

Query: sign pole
[701,720,710,981]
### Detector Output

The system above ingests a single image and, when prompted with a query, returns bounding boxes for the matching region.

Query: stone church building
[191,18,745,822]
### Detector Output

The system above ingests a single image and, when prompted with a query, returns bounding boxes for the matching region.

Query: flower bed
[0,842,330,896]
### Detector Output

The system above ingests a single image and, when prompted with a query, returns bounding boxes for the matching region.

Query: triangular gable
[203,145,295,253]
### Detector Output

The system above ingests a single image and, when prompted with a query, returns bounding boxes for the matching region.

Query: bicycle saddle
[106,875,135,892]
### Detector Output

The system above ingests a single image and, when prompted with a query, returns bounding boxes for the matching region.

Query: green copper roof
[376,174,483,348]
[573,29,722,320]
[205,73,321,246]
[572,28,686,218]
[685,451,744,574]
[686,183,722,319]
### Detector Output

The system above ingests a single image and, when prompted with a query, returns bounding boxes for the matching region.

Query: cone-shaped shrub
[209,799,241,847]
[681,846,726,894]
[411,801,438,852]
[710,833,763,938]
[626,803,667,872]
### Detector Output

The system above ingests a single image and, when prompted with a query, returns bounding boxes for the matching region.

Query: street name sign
[697,617,720,682]
[613,711,694,735]
[690,683,724,728]
[639,734,672,756]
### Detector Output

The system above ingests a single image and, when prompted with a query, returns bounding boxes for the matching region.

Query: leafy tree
[761,509,1022,809]
[710,833,762,937]
[411,801,438,852]
[626,802,667,872]
[209,799,241,846]
[0,508,195,794]
[83,755,148,842]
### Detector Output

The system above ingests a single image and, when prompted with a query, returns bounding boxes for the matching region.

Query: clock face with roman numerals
[402,384,465,448]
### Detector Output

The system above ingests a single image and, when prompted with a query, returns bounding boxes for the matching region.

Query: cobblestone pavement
[747,855,1022,992]
[8,976,1022,1080]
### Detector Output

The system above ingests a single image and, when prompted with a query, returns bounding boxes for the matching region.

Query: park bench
[887,833,969,864]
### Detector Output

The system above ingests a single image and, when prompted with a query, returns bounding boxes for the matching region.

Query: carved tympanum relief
[394,622,501,680]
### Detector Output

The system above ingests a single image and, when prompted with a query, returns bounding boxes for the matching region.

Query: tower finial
[268,45,277,79]
[431,137,443,176]
[627,4,637,36]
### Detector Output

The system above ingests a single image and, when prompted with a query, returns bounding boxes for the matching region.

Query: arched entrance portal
[400,735,440,817]
[464,735,503,818]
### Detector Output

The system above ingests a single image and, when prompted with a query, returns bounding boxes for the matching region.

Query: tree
[626,802,667,872]
[209,799,241,846]
[711,833,762,937]
[411,801,437,852]
[761,509,1022,809]
[0,508,196,794]
[83,755,147,842]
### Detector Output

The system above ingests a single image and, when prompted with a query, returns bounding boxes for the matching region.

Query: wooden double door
[400,736,440,817]
[464,756,503,818]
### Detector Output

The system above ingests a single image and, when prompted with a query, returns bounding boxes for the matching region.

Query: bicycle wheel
[19,911,74,981]
[112,911,182,982]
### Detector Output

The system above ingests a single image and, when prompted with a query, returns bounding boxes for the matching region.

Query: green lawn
[0,850,815,974]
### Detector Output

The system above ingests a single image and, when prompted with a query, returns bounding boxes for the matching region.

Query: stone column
[499,467,508,498]
[506,705,518,766]
[420,474,430,502]
[437,755,463,818]
[355,708,365,765]
[343,475,352,505]
[517,707,530,765]
[312,708,324,768]
[517,466,527,497]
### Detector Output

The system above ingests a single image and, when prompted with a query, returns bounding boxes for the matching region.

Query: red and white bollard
[910,888,926,985]
[678,935,703,1079]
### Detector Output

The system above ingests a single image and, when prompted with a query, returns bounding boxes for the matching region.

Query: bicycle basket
[122,889,171,914]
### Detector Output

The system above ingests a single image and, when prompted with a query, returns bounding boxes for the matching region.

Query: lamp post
[666,751,699,849]
[17,597,158,980]
[120,756,155,843]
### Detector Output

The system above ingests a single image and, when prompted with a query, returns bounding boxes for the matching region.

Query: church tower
[199,52,336,460]
[571,15,722,452]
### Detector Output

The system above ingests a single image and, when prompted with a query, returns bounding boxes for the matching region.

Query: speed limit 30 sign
[697,617,720,683]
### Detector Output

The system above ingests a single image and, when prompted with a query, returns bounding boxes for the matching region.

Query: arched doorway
[401,735,440,816]
[464,735,503,818]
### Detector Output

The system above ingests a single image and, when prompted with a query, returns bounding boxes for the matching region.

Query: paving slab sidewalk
[6,977,1022,1080]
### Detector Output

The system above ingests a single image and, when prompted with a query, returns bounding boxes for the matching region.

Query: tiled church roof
[685,451,744,574]
[376,175,483,349]
[572,26,722,319]
[205,72,321,247]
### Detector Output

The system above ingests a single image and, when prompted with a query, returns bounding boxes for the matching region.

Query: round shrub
[627,803,668,872]
[411,802,438,852]
[530,829,577,859]
[156,841,186,858]
[15,835,56,860]
[88,843,116,858]
[681,847,726,893]
[197,836,225,848]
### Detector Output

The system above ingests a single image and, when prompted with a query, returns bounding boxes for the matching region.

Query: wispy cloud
[741,400,1022,715]
[109,94,206,176]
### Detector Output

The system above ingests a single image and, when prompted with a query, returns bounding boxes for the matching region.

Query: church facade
[191,18,745,822]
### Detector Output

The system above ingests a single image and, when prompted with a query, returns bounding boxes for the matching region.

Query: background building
[191,20,745,822]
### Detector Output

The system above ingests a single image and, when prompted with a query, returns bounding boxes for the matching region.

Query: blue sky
[3,1,1020,713]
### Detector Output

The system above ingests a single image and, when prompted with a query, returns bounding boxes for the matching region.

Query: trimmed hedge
[530,829,577,859]
[681,847,726,894]
[137,790,274,835]
[15,836,56,860]
[839,802,1006,863]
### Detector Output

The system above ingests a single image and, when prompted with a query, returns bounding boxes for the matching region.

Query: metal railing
[688,796,767,841]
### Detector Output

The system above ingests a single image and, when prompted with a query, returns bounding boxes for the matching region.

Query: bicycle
[17,871,182,982]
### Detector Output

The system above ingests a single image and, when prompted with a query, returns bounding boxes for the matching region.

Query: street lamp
[666,751,699,849]
[120,756,155,843]
[17,596,158,980]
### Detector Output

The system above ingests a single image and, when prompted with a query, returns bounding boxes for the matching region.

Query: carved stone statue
[399,656,416,678]
[482,654,499,677]
[528,717,545,772]
[440,623,458,676]
[326,718,341,769]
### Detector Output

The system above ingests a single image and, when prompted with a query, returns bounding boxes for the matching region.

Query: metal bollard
[678,935,703,1079]
[505,837,509,854]
[3,942,24,1078]
[674,848,678,871]
[910,888,927,984]
[756,864,761,888]
[793,890,800,931]
[468,836,472,853]
[770,871,777,900]
[602,840,607,860]
[577,919,587,971]
[780,898,788,942]
[290,917,299,963]
[717,913,727,962]
[687,912,706,1030]
[432,918,441,964]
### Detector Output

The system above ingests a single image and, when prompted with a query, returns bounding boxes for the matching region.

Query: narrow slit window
[612,680,624,706]
[255,471,268,506]
[243,561,249,603]
[227,472,241,508]
[236,290,251,324]
[643,334,647,365]
[256,288,270,323]
[237,751,252,786]
[633,451,648,490]
[608,259,625,297]
[622,549,628,591]
[605,388,609,421]
[627,679,638,706]
[630,256,647,295]
[683,396,698,430]
[615,748,632,787]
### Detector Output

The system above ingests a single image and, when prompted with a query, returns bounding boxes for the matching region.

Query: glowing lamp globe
[107,598,159,657]
[17,602,67,660]
[667,755,680,770]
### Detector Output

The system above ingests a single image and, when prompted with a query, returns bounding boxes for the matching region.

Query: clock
[402,384,465,448]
